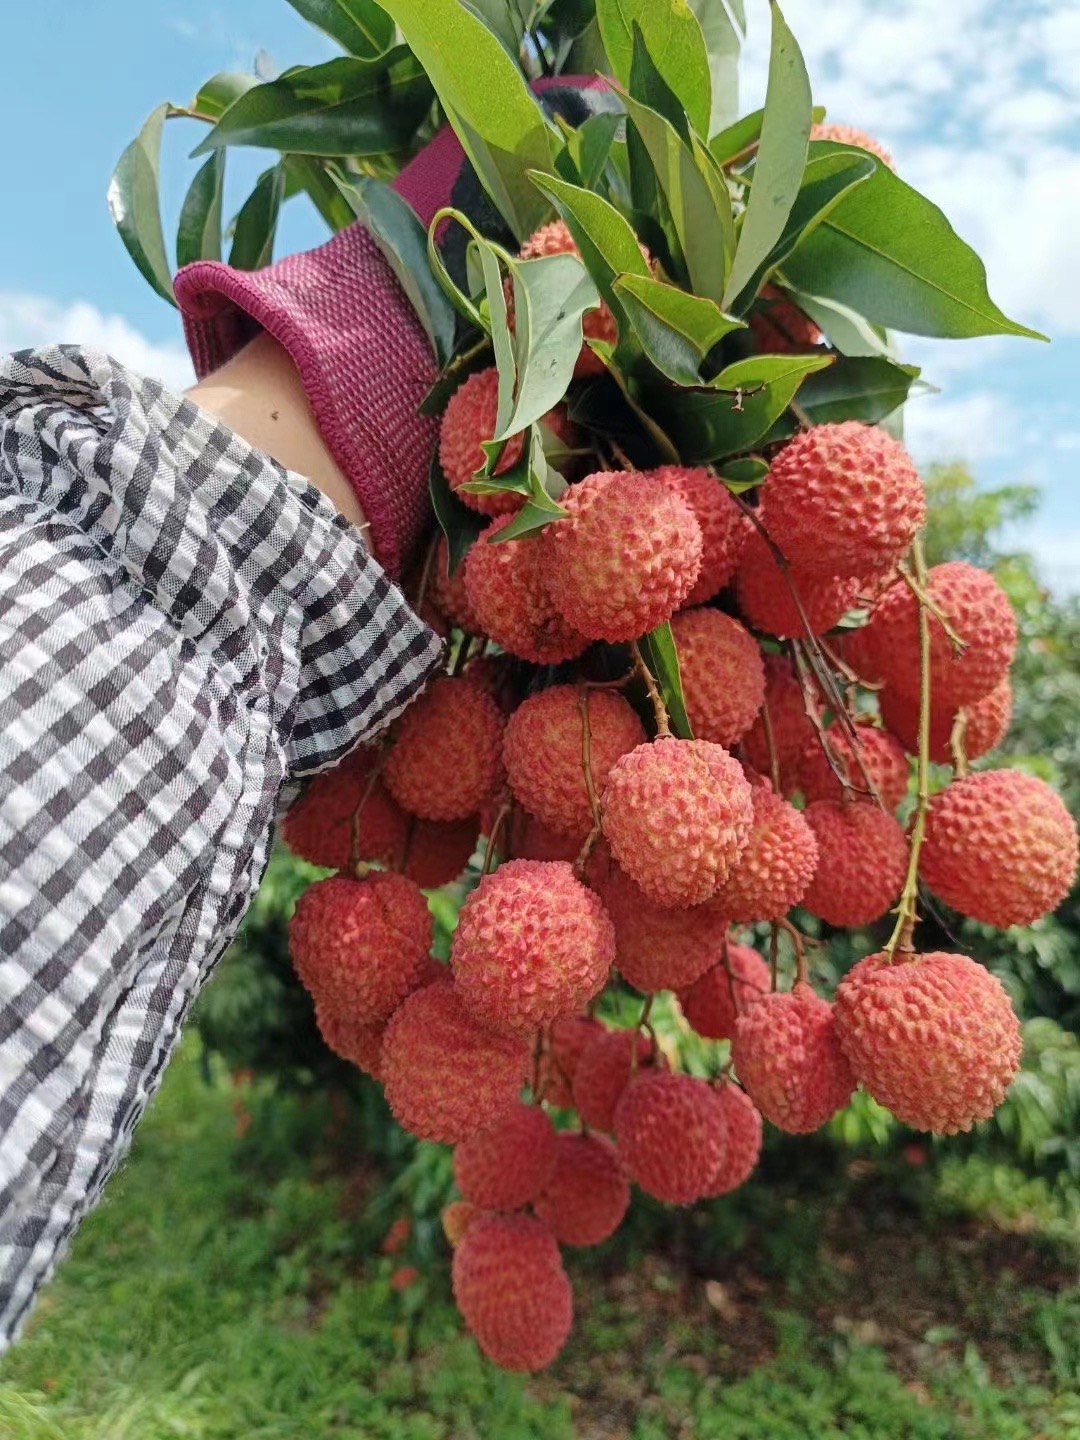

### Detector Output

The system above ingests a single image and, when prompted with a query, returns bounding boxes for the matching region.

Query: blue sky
[1,1,1077,587]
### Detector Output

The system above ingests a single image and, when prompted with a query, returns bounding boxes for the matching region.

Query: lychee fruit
[677,942,770,1041]
[735,530,861,638]
[442,1199,479,1247]
[749,285,823,353]
[669,608,765,747]
[731,982,855,1132]
[506,809,582,864]
[439,367,527,515]
[601,738,753,907]
[431,535,481,633]
[503,685,644,842]
[451,859,615,1032]
[879,677,1011,765]
[452,1211,573,1371]
[533,1132,630,1247]
[796,723,909,811]
[801,800,909,928]
[710,781,819,922]
[536,1015,607,1108]
[863,561,1017,710]
[572,1028,654,1132]
[705,1085,763,1196]
[811,122,895,169]
[741,654,821,789]
[404,815,480,889]
[835,951,1022,1133]
[288,872,433,1023]
[463,517,589,664]
[282,746,405,872]
[614,1070,727,1205]
[543,470,703,642]
[384,676,505,822]
[919,769,1078,928]
[594,858,727,992]
[453,1102,558,1211]
[381,979,531,1143]
[315,1003,387,1080]
[648,465,750,604]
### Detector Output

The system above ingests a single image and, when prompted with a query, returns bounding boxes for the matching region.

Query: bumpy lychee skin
[749,284,823,354]
[503,686,644,841]
[811,122,895,169]
[677,943,771,1040]
[520,218,630,377]
[614,1071,727,1205]
[507,810,582,865]
[866,562,1017,710]
[880,678,1012,765]
[384,677,505,822]
[536,1015,607,1108]
[431,536,481,634]
[741,655,821,789]
[572,1028,654,1132]
[797,724,910,811]
[452,860,616,1032]
[801,800,909,928]
[404,815,480,890]
[442,1200,479,1248]
[464,517,589,664]
[710,782,819,922]
[669,608,766,746]
[835,951,1022,1134]
[601,739,754,907]
[649,465,749,604]
[439,367,526,515]
[453,1102,558,1211]
[288,873,433,1023]
[315,1004,388,1080]
[596,859,727,992]
[533,1132,630,1247]
[452,1211,573,1372]
[920,770,1079,929]
[705,1085,764,1196]
[732,982,855,1133]
[735,530,861,638]
[381,980,531,1144]
[282,746,405,871]
[543,471,703,642]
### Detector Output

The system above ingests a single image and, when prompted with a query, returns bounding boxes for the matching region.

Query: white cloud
[903,390,1009,464]
[0,292,193,392]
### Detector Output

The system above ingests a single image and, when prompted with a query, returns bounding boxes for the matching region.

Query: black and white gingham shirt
[0,346,441,1347]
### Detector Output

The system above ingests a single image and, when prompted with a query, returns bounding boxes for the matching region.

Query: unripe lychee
[288,873,433,1023]
[543,471,703,642]
[741,655,820,789]
[761,423,924,579]
[705,1085,763,1195]
[835,951,1022,1133]
[452,1212,573,1372]
[282,746,405,871]
[431,536,480,633]
[919,770,1078,928]
[533,1133,630,1247]
[381,980,531,1143]
[648,465,750,604]
[384,677,505,822]
[677,942,771,1040]
[442,1199,480,1248]
[731,982,855,1132]
[315,1003,387,1079]
[879,678,1012,765]
[453,1102,558,1211]
[451,859,615,1032]
[595,858,726,992]
[573,1028,654,1132]
[811,122,895,169]
[749,284,823,353]
[669,608,765,746]
[710,782,819,922]
[503,686,644,841]
[801,800,909,928]
[864,562,1017,710]
[439,367,526,515]
[601,739,753,907]
[614,1070,727,1205]
[404,815,480,889]
[796,723,909,811]
[464,518,589,664]
[735,530,861,638]
[536,1015,607,1108]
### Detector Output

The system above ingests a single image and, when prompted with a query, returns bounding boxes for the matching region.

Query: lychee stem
[949,708,971,778]
[631,640,672,739]
[574,690,605,881]
[349,744,388,877]
[897,560,967,654]
[774,916,810,987]
[758,691,783,795]
[481,799,512,877]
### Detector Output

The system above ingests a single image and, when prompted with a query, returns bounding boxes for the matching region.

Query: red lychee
[384,677,505,822]
[463,517,589,664]
[601,738,753,907]
[735,530,861,638]
[536,1015,607,1108]
[451,859,615,1032]
[404,815,480,889]
[741,654,821,790]
[533,1132,630,1247]
[710,781,819,922]
[442,1199,479,1247]
[452,1212,573,1372]
[801,800,909,928]
[705,1085,763,1195]
[439,367,526,515]
[431,535,480,633]
[879,677,1012,765]
[594,858,727,993]
[677,942,771,1041]
[381,980,531,1143]
[919,769,1078,928]
[835,951,1022,1133]
[543,470,703,642]
[649,464,750,604]
[732,982,855,1132]
[614,1070,727,1205]
[572,1028,654,1132]
[796,723,909,811]
[453,1102,558,1211]
[506,810,582,865]
[749,284,823,353]
[503,685,644,841]
[669,608,765,747]
[315,1004,387,1080]
[282,746,405,872]
[811,122,895,169]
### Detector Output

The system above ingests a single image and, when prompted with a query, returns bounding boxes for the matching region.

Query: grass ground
[1,1040,1077,1440]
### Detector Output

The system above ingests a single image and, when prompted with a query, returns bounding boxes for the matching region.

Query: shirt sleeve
[0,345,442,1347]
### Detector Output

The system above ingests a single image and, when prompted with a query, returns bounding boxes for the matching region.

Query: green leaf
[108,104,175,306]
[462,0,526,54]
[192,52,432,157]
[379,0,556,242]
[784,287,894,358]
[688,0,744,135]
[764,355,922,440]
[228,164,286,270]
[718,455,769,491]
[283,0,394,57]
[710,101,824,167]
[783,141,1048,341]
[595,0,712,138]
[488,429,570,542]
[628,25,690,139]
[176,152,225,267]
[430,451,484,574]
[284,156,359,232]
[722,0,811,309]
[555,111,622,191]
[498,252,600,438]
[612,273,743,385]
[639,622,693,739]
[192,72,259,120]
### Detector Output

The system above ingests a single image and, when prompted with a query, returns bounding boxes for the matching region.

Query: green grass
[1,1042,1078,1440]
